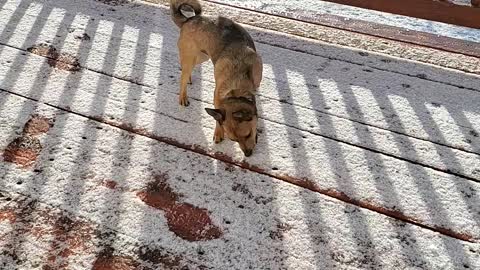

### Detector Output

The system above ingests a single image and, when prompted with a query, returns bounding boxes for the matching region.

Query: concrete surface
[0,0,479,269]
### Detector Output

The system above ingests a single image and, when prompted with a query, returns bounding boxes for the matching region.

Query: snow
[213,0,480,43]
[0,0,479,269]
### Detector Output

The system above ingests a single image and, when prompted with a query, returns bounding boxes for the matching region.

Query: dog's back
[170,1,255,52]
[215,17,256,52]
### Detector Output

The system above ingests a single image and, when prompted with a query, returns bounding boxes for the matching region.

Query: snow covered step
[1,25,480,181]
[1,0,479,86]
[0,93,479,269]
[0,0,479,156]
[0,42,479,243]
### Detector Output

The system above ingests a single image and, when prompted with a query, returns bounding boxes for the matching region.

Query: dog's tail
[170,0,202,28]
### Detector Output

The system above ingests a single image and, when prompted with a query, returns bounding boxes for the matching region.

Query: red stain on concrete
[0,209,17,223]
[42,215,95,270]
[137,174,222,241]
[102,180,118,190]
[27,43,58,58]
[136,174,178,209]
[3,115,53,168]
[92,248,139,270]
[165,203,223,241]
[3,136,42,167]
[27,44,80,72]
[0,199,95,269]
[23,115,52,135]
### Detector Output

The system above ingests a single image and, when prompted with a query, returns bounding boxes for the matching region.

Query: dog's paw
[179,93,190,107]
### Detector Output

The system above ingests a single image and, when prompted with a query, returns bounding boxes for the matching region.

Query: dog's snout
[244,149,253,157]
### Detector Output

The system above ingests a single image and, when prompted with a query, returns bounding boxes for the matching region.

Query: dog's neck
[217,78,255,96]
[213,53,258,98]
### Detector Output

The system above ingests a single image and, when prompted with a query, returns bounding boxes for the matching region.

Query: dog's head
[206,92,258,157]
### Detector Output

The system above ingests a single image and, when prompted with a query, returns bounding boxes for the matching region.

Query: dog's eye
[246,133,252,139]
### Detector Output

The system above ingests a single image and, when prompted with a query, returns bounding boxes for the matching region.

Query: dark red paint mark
[136,174,222,241]
[103,180,118,190]
[92,248,139,270]
[43,216,94,270]
[3,115,53,168]
[165,203,222,241]
[3,136,42,167]
[23,115,52,135]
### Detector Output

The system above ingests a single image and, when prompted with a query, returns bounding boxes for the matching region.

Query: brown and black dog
[170,0,263,157]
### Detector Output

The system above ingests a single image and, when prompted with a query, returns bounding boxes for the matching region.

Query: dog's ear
[205,108,225,122]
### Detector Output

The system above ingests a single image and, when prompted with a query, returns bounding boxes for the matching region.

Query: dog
[170,0,263,157]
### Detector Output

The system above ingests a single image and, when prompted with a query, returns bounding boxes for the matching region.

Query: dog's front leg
[179,65,193,106]
[212,85,224,143]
